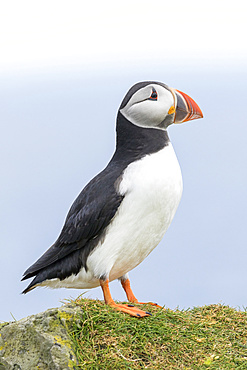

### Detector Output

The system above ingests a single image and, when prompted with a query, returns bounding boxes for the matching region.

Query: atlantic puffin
[22,81,203,317]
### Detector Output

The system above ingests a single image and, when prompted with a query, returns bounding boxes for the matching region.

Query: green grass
[65,299,247,369]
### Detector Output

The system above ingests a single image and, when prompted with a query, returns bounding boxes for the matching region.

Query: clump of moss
[0,306,79,369]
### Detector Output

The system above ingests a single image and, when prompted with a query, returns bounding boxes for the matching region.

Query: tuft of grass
[63,299,247,369]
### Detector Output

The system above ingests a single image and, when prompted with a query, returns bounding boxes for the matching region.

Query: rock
[0,305,81,370]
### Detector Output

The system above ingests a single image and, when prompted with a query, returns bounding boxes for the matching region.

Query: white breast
[86,142,183,284]
[41,143,183,290]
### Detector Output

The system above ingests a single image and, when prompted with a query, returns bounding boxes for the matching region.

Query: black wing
[22,164,124,281]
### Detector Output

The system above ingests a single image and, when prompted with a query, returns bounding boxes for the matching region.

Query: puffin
[22,81,203,317]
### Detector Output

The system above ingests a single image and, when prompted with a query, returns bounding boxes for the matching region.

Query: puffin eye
[148,88,158,101]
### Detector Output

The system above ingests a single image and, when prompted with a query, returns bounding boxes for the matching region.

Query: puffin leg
[120,277,163,308]
[99,279,151,318]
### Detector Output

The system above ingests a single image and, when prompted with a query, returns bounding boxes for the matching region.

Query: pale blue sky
[0,1,246,321]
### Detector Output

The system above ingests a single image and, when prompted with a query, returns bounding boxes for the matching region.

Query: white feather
[40,143,182,290]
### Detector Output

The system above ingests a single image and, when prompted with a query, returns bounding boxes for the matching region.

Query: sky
[1,1,247,322]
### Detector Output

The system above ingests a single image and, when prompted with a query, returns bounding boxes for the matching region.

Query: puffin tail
[21,276,39,294]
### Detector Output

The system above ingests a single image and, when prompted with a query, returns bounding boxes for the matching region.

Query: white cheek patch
[120,84,174,130]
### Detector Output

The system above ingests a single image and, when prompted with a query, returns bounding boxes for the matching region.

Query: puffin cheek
[158,113,175,129]
[129,105,159,128]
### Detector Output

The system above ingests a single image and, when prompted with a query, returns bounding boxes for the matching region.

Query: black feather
[22,98,170,293]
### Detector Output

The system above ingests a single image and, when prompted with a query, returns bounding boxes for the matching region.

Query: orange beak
[171,88,203,124]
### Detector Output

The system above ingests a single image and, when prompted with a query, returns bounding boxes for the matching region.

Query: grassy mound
[66,299,247,369]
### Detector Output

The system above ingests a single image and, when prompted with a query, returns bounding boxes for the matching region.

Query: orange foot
[136,301,163,308]
[121,278,163,309]
[109,302,152,317]
[137,301,163,309]
[100,279,152,318]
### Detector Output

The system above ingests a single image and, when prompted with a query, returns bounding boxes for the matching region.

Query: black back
[22,103,170,293]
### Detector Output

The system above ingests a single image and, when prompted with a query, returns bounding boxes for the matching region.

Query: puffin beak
[171,88,203,124]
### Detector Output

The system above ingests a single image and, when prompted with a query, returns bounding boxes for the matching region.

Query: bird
[22,81,203,317]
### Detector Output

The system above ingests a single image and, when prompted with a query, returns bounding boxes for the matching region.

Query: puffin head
[119,81,203,130]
